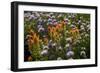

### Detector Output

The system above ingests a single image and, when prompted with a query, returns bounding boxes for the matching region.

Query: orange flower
[60,21,66,27]
[33,33,40,45]
[70,27,79,40]
[61,21,65,24]
[29,29,34,35]
[48,26,52,31]
[70,27,79,34]
[28,56,33,61]
[55,24,61,31]
[27,38,34,49]
[43,37,48,45]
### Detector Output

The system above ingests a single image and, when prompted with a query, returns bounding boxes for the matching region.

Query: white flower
[52,43,56,47]
[78,20,81,24]
[58,46,62,50]
[39,12,42,15]
[70,25,75,28]
[85,34,89,37]
[49,40,52,43]
[46,14,50,17]
[83,19,86,22]
[80,25,85,31]
[75,40,80,43]
[81,47,86,50]
[66,38,72,42]
[35,12,40,17]
[38,27,44,32]
[80,51,87,58]
[41,50,48,55]
[57,57,62,60]
[86,21,89,24]
[48,18,52,22]
[24,12,31,17]
[58,14,62,18]
[78,36,82,40]
[25,35,31,39]
[82,23,86,26]
[51,16,55,19]
[81,27,85,31]
[29,14,35,19]
[80,16,83,19]
[50,12,53,15]
[81,33,84,36]
[68,21,71,25]
[80,51,86,56]
[72,15,75,18]
[65,44,70,48]
[37,25,42,29]
[43,45,49,50]
[87,25,90,29]
[80,25,84,28]
[65,30,69,34]
[64,18,68,21]
[68,15,71,18]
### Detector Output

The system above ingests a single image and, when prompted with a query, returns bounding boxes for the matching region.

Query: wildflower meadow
[24,11,90,61]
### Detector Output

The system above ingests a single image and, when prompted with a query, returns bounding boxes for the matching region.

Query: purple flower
[66,51,74,58]
[48,40,53,48]
[53,22,58,25]
[48,18,52,22]
[78,20,81,24]
[37,25,42,29]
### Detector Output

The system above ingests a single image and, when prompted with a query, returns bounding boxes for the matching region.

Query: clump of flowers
[24,11,90,61]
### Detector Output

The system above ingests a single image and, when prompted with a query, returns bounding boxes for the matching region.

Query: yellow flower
[70,27,79,40]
